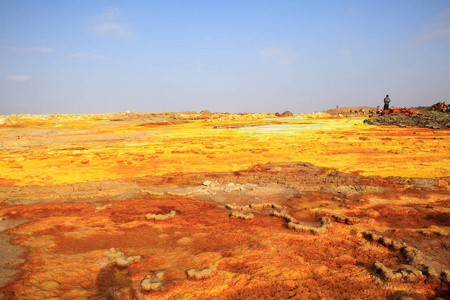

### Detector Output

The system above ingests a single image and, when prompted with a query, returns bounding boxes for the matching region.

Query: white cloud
[97,7,120,21]
[408,8,450,46]
[88,54,108,60]
[6,75,31,82]
[412,26,450,45]
[436,8,450,20]
[91,8,133,38]
[28,47,53,53]
[1,46,53,53]
[70,52,109,60]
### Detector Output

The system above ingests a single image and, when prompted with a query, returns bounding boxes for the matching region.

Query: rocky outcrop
[363,231,450,286]
[186,267,218,280]
[431,102,449,112]
[269,211,332,235]
[226,203,283,220]
[274,111,294,117]
[373,261,425,283]
[229,211,254,220]
[364,111,450,129]
[141,271,164,291]
[287,217,332,235]
[104,248,142,268]
[145,210,176,221]
[95,204,112,212]
[318,211,373,225]
[270,211,296,223]
[225,203,282,212]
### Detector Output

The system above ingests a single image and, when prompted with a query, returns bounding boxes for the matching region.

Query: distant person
[383,95,391,112]
[376,105,380,114]
[441,102,445,112]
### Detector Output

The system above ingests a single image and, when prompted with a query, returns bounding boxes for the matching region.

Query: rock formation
[145,210,176,221]
[364,111,450,129]
[141,271,164,292]
[186,267,218,280]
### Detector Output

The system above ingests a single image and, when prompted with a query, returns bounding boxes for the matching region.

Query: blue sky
[1,1,450,114]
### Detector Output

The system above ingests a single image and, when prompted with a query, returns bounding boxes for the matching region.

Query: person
[383,95,390,112]
[376,105,380,114]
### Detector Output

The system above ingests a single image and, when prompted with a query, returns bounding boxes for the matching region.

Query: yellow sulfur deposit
[0,112,448,186]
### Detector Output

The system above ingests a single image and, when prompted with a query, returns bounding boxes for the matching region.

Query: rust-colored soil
[0,112,449,299]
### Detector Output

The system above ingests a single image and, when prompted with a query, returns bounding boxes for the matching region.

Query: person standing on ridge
[383,95,391,113]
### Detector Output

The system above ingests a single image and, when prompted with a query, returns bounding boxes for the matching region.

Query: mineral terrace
[0,110,449,299]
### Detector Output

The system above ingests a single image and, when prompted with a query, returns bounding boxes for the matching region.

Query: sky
[1,0,450,115]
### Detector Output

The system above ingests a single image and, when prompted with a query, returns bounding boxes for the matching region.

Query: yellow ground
[0,113,449,186]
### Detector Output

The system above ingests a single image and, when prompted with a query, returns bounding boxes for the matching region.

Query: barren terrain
[0,111,449,299]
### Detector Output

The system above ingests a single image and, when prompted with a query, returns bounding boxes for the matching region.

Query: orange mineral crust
[1,192,448,299]
[0,112,449,299]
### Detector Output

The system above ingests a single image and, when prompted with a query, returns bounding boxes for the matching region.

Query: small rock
[145,210,176,221]
[441,270,450,285]
[418,229,431,236]
[391,241,404,251]
[116,257,130,268]
[186,267,218,280]
[141,280,162,291]
[95,204,113,212]
[202,180,212,186]
[154,271,165,281]
[128,255,142,263]
[230,211,254,220]
[141,271,165,291]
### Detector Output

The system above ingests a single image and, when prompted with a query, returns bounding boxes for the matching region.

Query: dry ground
[0,112,449,299]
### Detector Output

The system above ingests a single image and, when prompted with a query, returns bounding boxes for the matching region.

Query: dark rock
[364,111,450,129]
